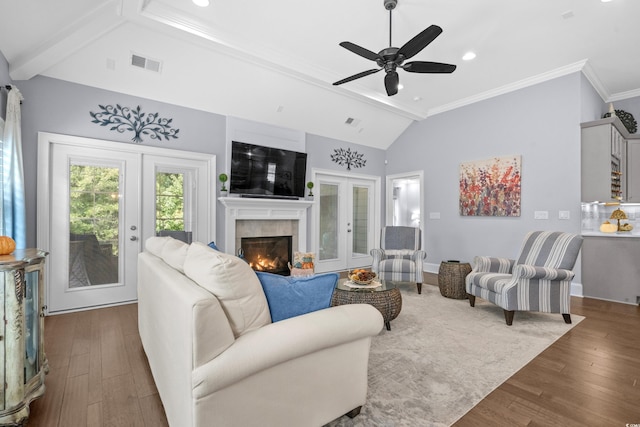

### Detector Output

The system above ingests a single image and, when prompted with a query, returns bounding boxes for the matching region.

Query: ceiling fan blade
[403,61,457,73]
[384,71,399,96]
[397,25,443,60]
[333,68,381,86]
[339,42,382,62]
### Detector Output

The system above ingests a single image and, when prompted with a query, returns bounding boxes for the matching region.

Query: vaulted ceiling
[1,0,639,149]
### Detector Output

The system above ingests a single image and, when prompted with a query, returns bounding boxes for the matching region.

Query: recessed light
[192,0,210,7]
[462,51,476,61]
[601,0,613,2]
[413,96,422,102]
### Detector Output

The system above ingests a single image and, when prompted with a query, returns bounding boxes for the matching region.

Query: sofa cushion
[184,242,271,337]
[256,272,338,322]
[145,236,171,257]
[161,237,189,273]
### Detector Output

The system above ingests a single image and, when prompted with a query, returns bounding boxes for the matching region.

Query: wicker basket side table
[438,260,472,299]
[331,283,402,331]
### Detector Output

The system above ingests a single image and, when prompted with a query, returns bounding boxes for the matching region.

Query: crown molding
[427,60,590,117]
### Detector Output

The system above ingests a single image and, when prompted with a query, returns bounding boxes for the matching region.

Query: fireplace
[241,235,292,276]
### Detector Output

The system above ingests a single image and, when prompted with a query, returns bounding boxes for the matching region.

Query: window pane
[68,164,120,287]
[319,183,339,261]
[156,172,185,232]
[352,186,369,255]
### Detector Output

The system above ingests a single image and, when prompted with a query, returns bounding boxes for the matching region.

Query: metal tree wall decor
[330,148,366,170]
[90,104,180,143]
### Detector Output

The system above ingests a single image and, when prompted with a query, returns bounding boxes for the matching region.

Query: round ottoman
[438,260,472,299]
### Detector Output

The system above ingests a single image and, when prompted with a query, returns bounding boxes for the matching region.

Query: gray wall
[10,74,386,249]
[386,73,589,280]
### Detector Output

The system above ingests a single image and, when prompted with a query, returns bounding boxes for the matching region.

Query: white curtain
[2,86,26,248]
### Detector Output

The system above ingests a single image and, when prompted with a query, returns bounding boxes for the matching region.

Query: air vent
[131,54,162,73]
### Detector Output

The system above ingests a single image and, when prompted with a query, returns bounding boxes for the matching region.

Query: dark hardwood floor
[26,275,640,426]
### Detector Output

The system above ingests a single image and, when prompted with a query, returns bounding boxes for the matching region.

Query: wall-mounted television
[230,141,308,199]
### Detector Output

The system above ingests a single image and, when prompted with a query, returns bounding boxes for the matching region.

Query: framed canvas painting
[459,155,521,216]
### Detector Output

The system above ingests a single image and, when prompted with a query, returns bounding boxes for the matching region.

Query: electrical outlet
[559,211,570,220]
[429,212,441,220]
[534,211,549,220]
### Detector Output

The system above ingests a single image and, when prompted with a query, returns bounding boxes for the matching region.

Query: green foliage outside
[69,165,120,255]
[156,172,185,232]
[69,167,185,256]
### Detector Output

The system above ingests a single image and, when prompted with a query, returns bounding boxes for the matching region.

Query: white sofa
[138,236,384,427]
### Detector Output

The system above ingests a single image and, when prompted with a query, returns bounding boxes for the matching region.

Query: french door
[48,145,140,313]
[37,133,215,314]
[313,171,379,273]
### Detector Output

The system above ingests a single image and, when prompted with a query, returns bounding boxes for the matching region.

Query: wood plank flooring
[27,303,168,427]
[26,277,640,426]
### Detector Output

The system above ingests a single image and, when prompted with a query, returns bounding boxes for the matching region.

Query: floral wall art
[459,155,521,217]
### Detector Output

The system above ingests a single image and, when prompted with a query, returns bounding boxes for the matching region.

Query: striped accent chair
[465,231,583,325]
[370,226,427,294]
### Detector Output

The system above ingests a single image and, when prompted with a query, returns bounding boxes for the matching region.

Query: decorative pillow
[208,241,219,251]
[145,236,171,257]
[256,272,338,322]
[184,242,271,337]
[161,237,189,274]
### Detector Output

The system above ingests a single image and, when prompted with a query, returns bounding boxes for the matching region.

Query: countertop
[581,231,640,238]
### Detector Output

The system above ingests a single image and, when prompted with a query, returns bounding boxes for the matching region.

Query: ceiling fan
[332,0,456,96]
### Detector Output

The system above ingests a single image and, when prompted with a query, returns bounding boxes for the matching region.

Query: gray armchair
[465,231,583,325]
[370,226,427,294]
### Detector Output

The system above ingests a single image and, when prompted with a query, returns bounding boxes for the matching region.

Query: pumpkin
[0,236,16,255]
[599,222,617,233]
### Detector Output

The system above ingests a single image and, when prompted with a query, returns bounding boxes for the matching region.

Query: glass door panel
[319,183,339,261]
[352,186,370,256]
[155,170,193,243]
[68,165,120,287]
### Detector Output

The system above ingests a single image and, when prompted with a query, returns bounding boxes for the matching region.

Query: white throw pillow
[145,236,171,257]
[184,242,271,337]
[161,238,189,274]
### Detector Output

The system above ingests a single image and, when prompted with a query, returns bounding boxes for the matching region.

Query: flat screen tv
[230,141,308,199]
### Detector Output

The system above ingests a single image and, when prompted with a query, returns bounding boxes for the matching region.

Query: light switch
[559,211,570,220]
[429,212,441,220]
[534,211,549,220]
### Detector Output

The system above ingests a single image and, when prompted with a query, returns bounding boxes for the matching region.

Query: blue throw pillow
[207,241,219,251]
[256,272,338,322]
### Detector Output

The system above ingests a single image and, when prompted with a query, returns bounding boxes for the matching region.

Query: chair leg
[468,294,475,307]
[562,313,572,324]
[345,406,362,418]
[504,310,515,326]
[416,282,422,294]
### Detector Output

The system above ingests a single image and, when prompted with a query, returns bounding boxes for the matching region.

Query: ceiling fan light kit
[333,0,456,96]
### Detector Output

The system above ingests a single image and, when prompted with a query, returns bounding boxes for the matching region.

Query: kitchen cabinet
[582,236,640,304]
[0,249,48,426]
[627,140,640,202]
[581,117,640,202]
[581,117,627,202]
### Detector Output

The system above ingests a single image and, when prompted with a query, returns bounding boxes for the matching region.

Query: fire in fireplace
[241,235,292,276]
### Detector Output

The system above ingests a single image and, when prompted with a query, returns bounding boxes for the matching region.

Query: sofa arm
[512,264,575,281]
[192,304,383,398]
[472,256,515,273]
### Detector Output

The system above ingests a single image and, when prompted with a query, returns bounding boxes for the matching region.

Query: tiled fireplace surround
[219,197,314,257]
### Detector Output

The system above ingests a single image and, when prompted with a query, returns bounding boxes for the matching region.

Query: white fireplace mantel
[219,197,314,254]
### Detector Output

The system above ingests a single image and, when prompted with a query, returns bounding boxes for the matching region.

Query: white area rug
[327,283,583,427]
